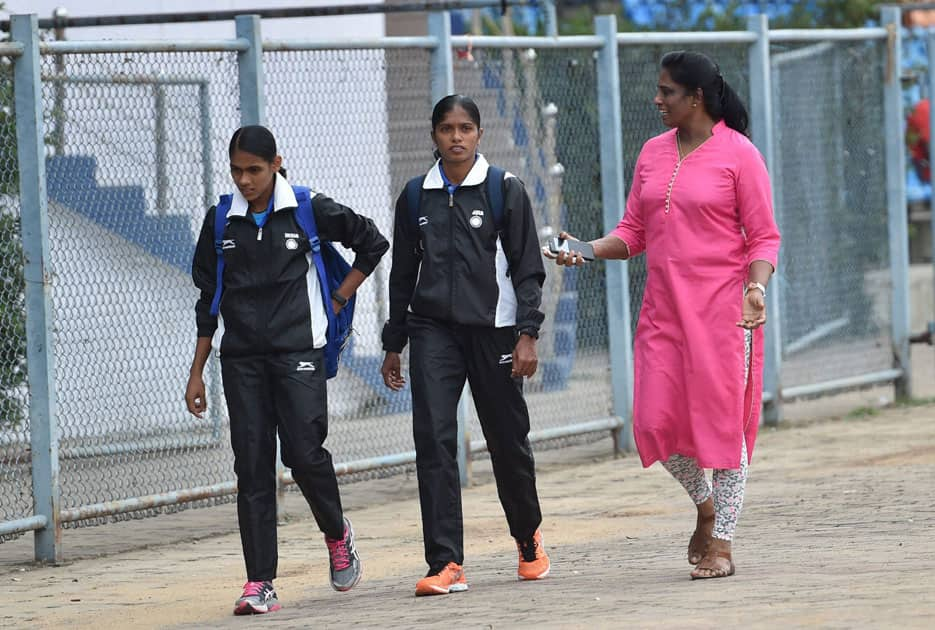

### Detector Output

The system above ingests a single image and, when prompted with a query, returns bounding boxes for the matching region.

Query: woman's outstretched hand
[542,231,587,267]
[381,352,406,391]
[737,286,767,329]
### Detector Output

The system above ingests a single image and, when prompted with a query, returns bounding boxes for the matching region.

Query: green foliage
[0,211,25,430]
[846,405,880,419]
[0,1,27,431]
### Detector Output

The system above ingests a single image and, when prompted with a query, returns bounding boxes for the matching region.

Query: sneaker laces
[241,581,266,597]
[518,537,539,562]
[326,530,351,571]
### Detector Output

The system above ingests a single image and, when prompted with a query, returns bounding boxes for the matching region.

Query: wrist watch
[518,328,539,340]
[745,281,766,298]
[331,289,349,307]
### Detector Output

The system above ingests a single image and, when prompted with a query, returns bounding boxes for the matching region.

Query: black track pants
[407,314,543,573]
[221,348,344,582]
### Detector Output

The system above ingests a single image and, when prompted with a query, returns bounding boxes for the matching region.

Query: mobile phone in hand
[547,237,595,261]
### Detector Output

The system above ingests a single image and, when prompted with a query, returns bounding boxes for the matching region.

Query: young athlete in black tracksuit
[186,125,388,615]
[380,95,551,596]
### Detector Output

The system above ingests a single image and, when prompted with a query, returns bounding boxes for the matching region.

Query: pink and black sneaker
[325,516,362,591]
[233,580,280,615]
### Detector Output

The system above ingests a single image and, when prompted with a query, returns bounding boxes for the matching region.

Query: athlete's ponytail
[660,50,749,136]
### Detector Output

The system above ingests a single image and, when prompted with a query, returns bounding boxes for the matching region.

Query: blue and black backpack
[209,186,354,379]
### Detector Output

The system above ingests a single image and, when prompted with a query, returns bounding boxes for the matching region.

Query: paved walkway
[3,393,934,629]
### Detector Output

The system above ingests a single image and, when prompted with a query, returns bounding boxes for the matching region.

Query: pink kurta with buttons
[613,120,781,469]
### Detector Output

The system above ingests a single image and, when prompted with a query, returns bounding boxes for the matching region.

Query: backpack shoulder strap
[290,186,318,248]
[485,166,506,231]
[405,175,426,232]
[209,194,233,317]
[290,185,332,317]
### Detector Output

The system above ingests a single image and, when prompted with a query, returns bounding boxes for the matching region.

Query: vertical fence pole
[236,14,265,126]
[882,6,912,399]
[51,7,67,155]
[595,15,633,453]
[428,11,454,104]
[13,13,61,563]
[543,0,558,38]
[154,84,167,215]
[747,14,784,425]
[428,10,472,486]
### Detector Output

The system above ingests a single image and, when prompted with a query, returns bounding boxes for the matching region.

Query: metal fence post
[747,14,784,425]
[882,6,912,399]
[595,15,633,453]
[428,11,454,104]
[543,0,558,38]
[236,14,265,126]
[13,13,62,563]
[51,7,67,155]
[154,84,167,215]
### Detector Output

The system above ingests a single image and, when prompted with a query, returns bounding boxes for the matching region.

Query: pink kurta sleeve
[611,150,646,256]
[736,145,780,269]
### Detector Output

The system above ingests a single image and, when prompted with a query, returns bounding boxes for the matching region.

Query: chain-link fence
[0,48,28,539]
[770,39,891,389]
[453,46,613,445]
[40,50,241,523]
[1,12,907,561]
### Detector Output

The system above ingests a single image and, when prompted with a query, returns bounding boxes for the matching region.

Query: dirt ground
[3,350,935,629]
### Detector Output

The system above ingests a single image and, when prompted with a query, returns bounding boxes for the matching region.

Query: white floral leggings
[660,329,752,541]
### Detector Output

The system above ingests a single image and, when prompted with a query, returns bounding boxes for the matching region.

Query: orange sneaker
[415,562,469,596]
[516,529,550,580]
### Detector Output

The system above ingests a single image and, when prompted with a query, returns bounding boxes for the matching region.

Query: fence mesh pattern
[0,50,29,536]
[38,51,241,522]
[455,46,614,444]
[0,29,899,542]
[770,40,890,388]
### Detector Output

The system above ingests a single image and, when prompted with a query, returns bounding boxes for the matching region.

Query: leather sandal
[690,549,735,580]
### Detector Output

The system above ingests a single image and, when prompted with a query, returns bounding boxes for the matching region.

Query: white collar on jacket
[423,153,491,189]
[227,172,298,217]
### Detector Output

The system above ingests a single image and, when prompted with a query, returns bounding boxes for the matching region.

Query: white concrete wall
[3,0,384,39]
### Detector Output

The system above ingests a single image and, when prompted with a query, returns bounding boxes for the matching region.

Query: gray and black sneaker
[233,580,281,615]
[325,516,362,591]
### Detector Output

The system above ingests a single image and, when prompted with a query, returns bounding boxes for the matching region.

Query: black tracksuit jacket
[381,157,546,352]
[192,177,388,357]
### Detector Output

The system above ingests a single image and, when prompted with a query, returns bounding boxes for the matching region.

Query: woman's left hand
[737,287,767,329]
[512,334,539,378]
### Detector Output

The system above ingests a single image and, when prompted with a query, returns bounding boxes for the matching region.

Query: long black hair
[660,50,749,136]
[228,125,287,178]
[431,94,482,160]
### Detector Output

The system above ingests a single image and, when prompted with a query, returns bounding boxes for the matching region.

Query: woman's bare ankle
[709,537,731,555]
[697,498,715,521]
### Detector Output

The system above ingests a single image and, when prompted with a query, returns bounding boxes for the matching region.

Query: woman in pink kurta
[546,51,780,580]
